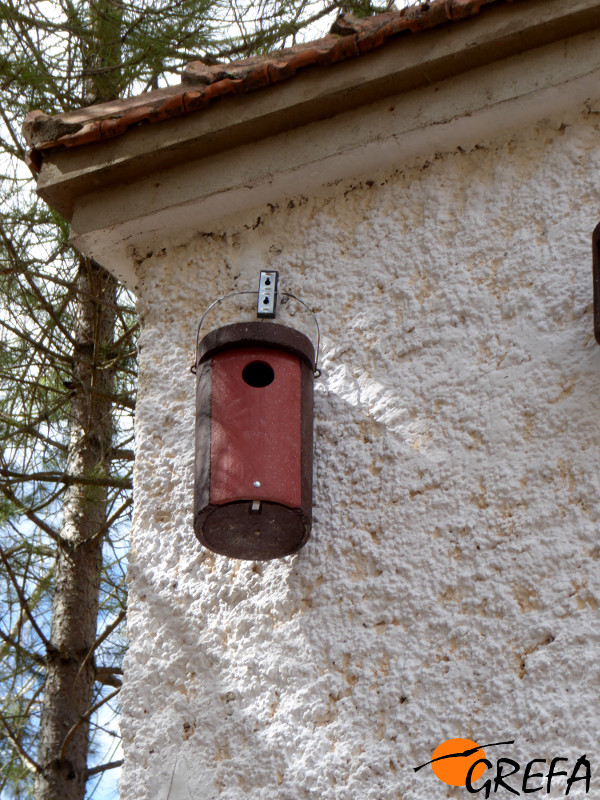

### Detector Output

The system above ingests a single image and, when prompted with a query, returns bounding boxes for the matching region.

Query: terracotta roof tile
[23,0,511,169]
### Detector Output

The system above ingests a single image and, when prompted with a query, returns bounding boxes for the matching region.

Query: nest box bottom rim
[195,501,311,560]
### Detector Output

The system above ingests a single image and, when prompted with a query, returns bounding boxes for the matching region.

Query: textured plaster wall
[120,103,600,800]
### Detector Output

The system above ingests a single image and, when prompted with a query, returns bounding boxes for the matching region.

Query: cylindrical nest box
[194,321,315,560]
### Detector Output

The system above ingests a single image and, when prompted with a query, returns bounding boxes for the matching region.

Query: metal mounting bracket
[257,271,278,318]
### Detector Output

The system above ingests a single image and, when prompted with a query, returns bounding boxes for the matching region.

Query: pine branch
[0,541,54,558]
[110,447,134,461]
[0,482,61,541]
[0,100,25,160]
[0,543,52,649]
[0,413,68,453]
[76,609,126,687]
[0,318,73,367]
[58,687,121,762]
[86,759,123,778]
[91,496,133,545]
[0,4,85,35]
[0,627,45,665]
[95,666,123,688]
[0,467,133,490]
[0,709,42,774]
[0,472,68,524]
[0,223,78,347]
[109,319,139,352]
[71,383,137,411]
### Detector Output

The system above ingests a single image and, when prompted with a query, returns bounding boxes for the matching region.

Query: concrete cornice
[33,0,600,287]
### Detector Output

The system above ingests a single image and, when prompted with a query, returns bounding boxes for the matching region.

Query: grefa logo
[413,738,591,797]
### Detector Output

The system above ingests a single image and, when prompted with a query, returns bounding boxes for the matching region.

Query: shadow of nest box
[192,273,319,560]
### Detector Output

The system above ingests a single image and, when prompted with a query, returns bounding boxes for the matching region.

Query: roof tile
[23,0,510,167]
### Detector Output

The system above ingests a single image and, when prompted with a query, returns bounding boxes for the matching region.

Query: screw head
[253,481,261,488]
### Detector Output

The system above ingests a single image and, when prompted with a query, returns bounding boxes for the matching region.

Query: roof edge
[23,0,505,168]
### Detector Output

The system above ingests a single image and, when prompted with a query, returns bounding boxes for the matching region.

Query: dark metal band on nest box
[593,222,600,345]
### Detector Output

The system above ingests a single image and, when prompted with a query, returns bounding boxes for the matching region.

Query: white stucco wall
[120,102,600,800]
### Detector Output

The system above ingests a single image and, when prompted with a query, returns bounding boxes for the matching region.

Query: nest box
[194,320,315,560]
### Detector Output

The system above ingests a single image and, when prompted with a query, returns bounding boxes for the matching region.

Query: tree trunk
[34,258,116,800]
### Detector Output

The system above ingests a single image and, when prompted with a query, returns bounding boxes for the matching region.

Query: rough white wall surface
[120,103,600,800]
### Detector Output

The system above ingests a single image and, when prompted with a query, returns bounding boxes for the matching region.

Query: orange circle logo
[430,738,487,786]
